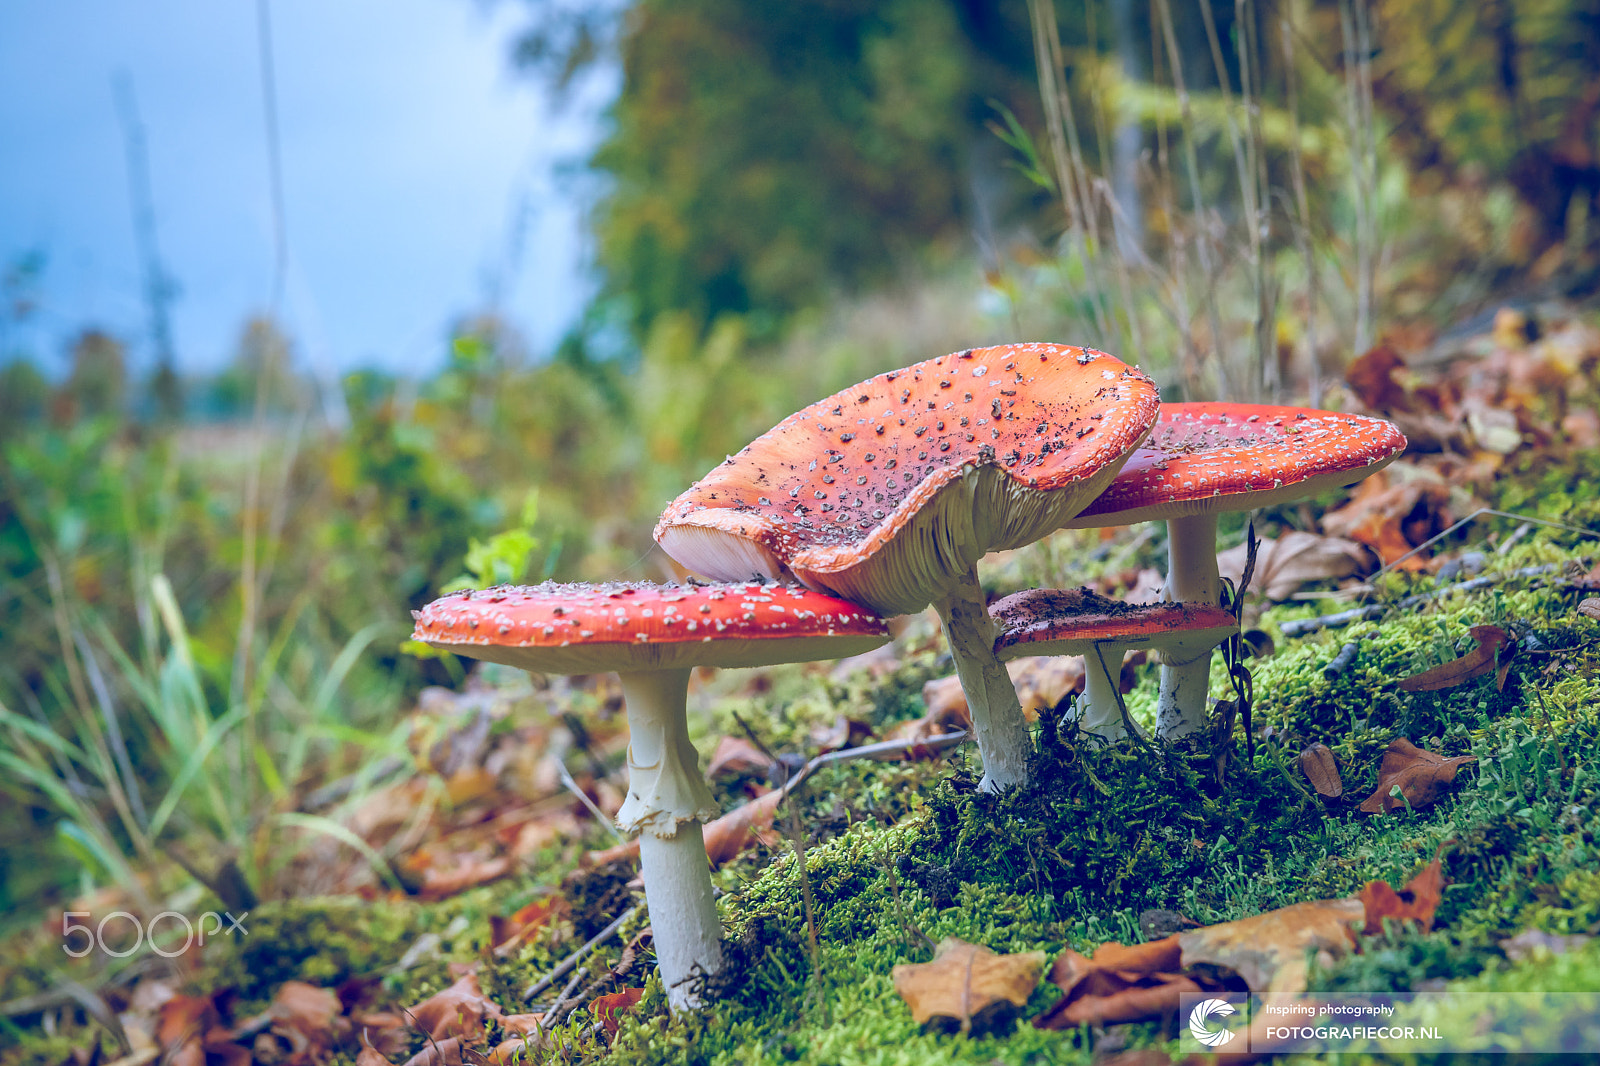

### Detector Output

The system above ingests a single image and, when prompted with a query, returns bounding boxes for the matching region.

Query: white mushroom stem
[616,669,724,1012]
[1157,512,1222,739]
[1077,643,1131,739]
[935,567,1032,792]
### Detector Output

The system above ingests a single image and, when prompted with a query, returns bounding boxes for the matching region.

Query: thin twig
[556,760,625,844]
[522,906,637,1001]
[1370,508,1599,580]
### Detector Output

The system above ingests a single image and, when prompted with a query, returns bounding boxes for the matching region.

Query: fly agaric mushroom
[411,580,888,1011]
[654,343,1160,792]
[989,587,1238,739]
[1069,403,1406,739]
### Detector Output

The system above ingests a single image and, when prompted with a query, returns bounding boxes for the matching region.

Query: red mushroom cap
[654,343,1160,614]
[990,586,1238,659]
[412,581,889,674]
[1069,403,1407,527]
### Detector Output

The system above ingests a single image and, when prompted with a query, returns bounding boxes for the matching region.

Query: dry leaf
[1033,935,1197,1030]
[1579,597,1600,619]
[583,786,785,869]
[491,897,566,955]
[407,973,503,1042]
[1178,897,1364,995]
[1396,625,1515,692]
[589,988,644,1036]
[810,716,874,754]
[411,853,513,901]
[1346,343,1411,412]
[918,656,1084,736]
[1358,858,1444,933]
[1299,743,1344,799]
[892,938,1046,1033]
[356,1032,394,1066]
[702,787,785,867]
[705,736,776,779]
[401,1037,464,1066]
[1358,738,1477,813]
[268,981,348,1050]
[1217,531,1372,602]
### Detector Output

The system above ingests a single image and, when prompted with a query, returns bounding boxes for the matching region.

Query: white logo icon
[1188,998,1237,1047]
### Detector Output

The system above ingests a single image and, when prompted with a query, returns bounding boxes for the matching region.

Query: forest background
[4,0,1600,926]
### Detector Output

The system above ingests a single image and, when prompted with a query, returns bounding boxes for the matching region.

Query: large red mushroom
[654,343,1160,791]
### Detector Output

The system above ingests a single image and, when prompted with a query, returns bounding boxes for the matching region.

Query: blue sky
[0,0,612,379]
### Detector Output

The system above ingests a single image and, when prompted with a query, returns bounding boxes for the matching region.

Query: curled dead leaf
[892,938,1046,1034]
[1358,858,1444,934]
[1217,531,1372,602]
[1299,743,1344,799]
[1178,897,1364,995]
[1397,625,1515,692]
[406,973,503,1042]
[491,896,566,956]
[1358,738,1477,813]
[589,988,644,1036]
[705,735,777,779]
[1579,597,1600,619]
[1033,935,1195,1030]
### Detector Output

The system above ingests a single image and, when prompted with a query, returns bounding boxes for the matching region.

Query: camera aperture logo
[1188,998,1238,1048]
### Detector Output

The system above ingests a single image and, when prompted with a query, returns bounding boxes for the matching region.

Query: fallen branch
[1280,564,1561,638]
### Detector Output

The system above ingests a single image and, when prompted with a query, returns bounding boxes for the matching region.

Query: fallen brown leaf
[401,1037,464,1066]
[268,981,347,1048]
[1346,342,1411,412]
[583,786,786,869]
[356,1031,394,1066]
[919,657,1083,737]
[490,896,566,954]
[1179,897,1364,995]
[811,715,874,754]
[589,988,644,1036]
[1217,531,1372,602]
[1033,936,1197,1030]
[410,852,513,901]
[702,787,785,867]
[406,973,503,1042]
[1299,743,1344,799]
[892,937,1046,1033]
[1579,597,1600,619]
[705,735,776,779]
[1397,625,1515,692]
[1358,738,1477,813]
[1358,858,1444,933]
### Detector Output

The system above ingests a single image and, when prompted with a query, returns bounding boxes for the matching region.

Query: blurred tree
[518,0,1047,338]
[208,316,305,417]
[56,330,127,423]
[1317,0,1600,247]
[0,359,49,434]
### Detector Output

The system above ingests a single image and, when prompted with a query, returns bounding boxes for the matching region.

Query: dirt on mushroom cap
[1071,402,1408,526]
[989,586,1239,655]
[654,343,1160,567]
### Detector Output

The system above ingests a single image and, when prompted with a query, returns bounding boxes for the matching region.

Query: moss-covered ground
[5,506,1600,1066]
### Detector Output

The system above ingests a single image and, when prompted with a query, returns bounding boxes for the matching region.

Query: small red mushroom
[989,587,1238,739]
[1068,403,1406,739]
[654,343,1161,791]
[413,580,887,1011]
